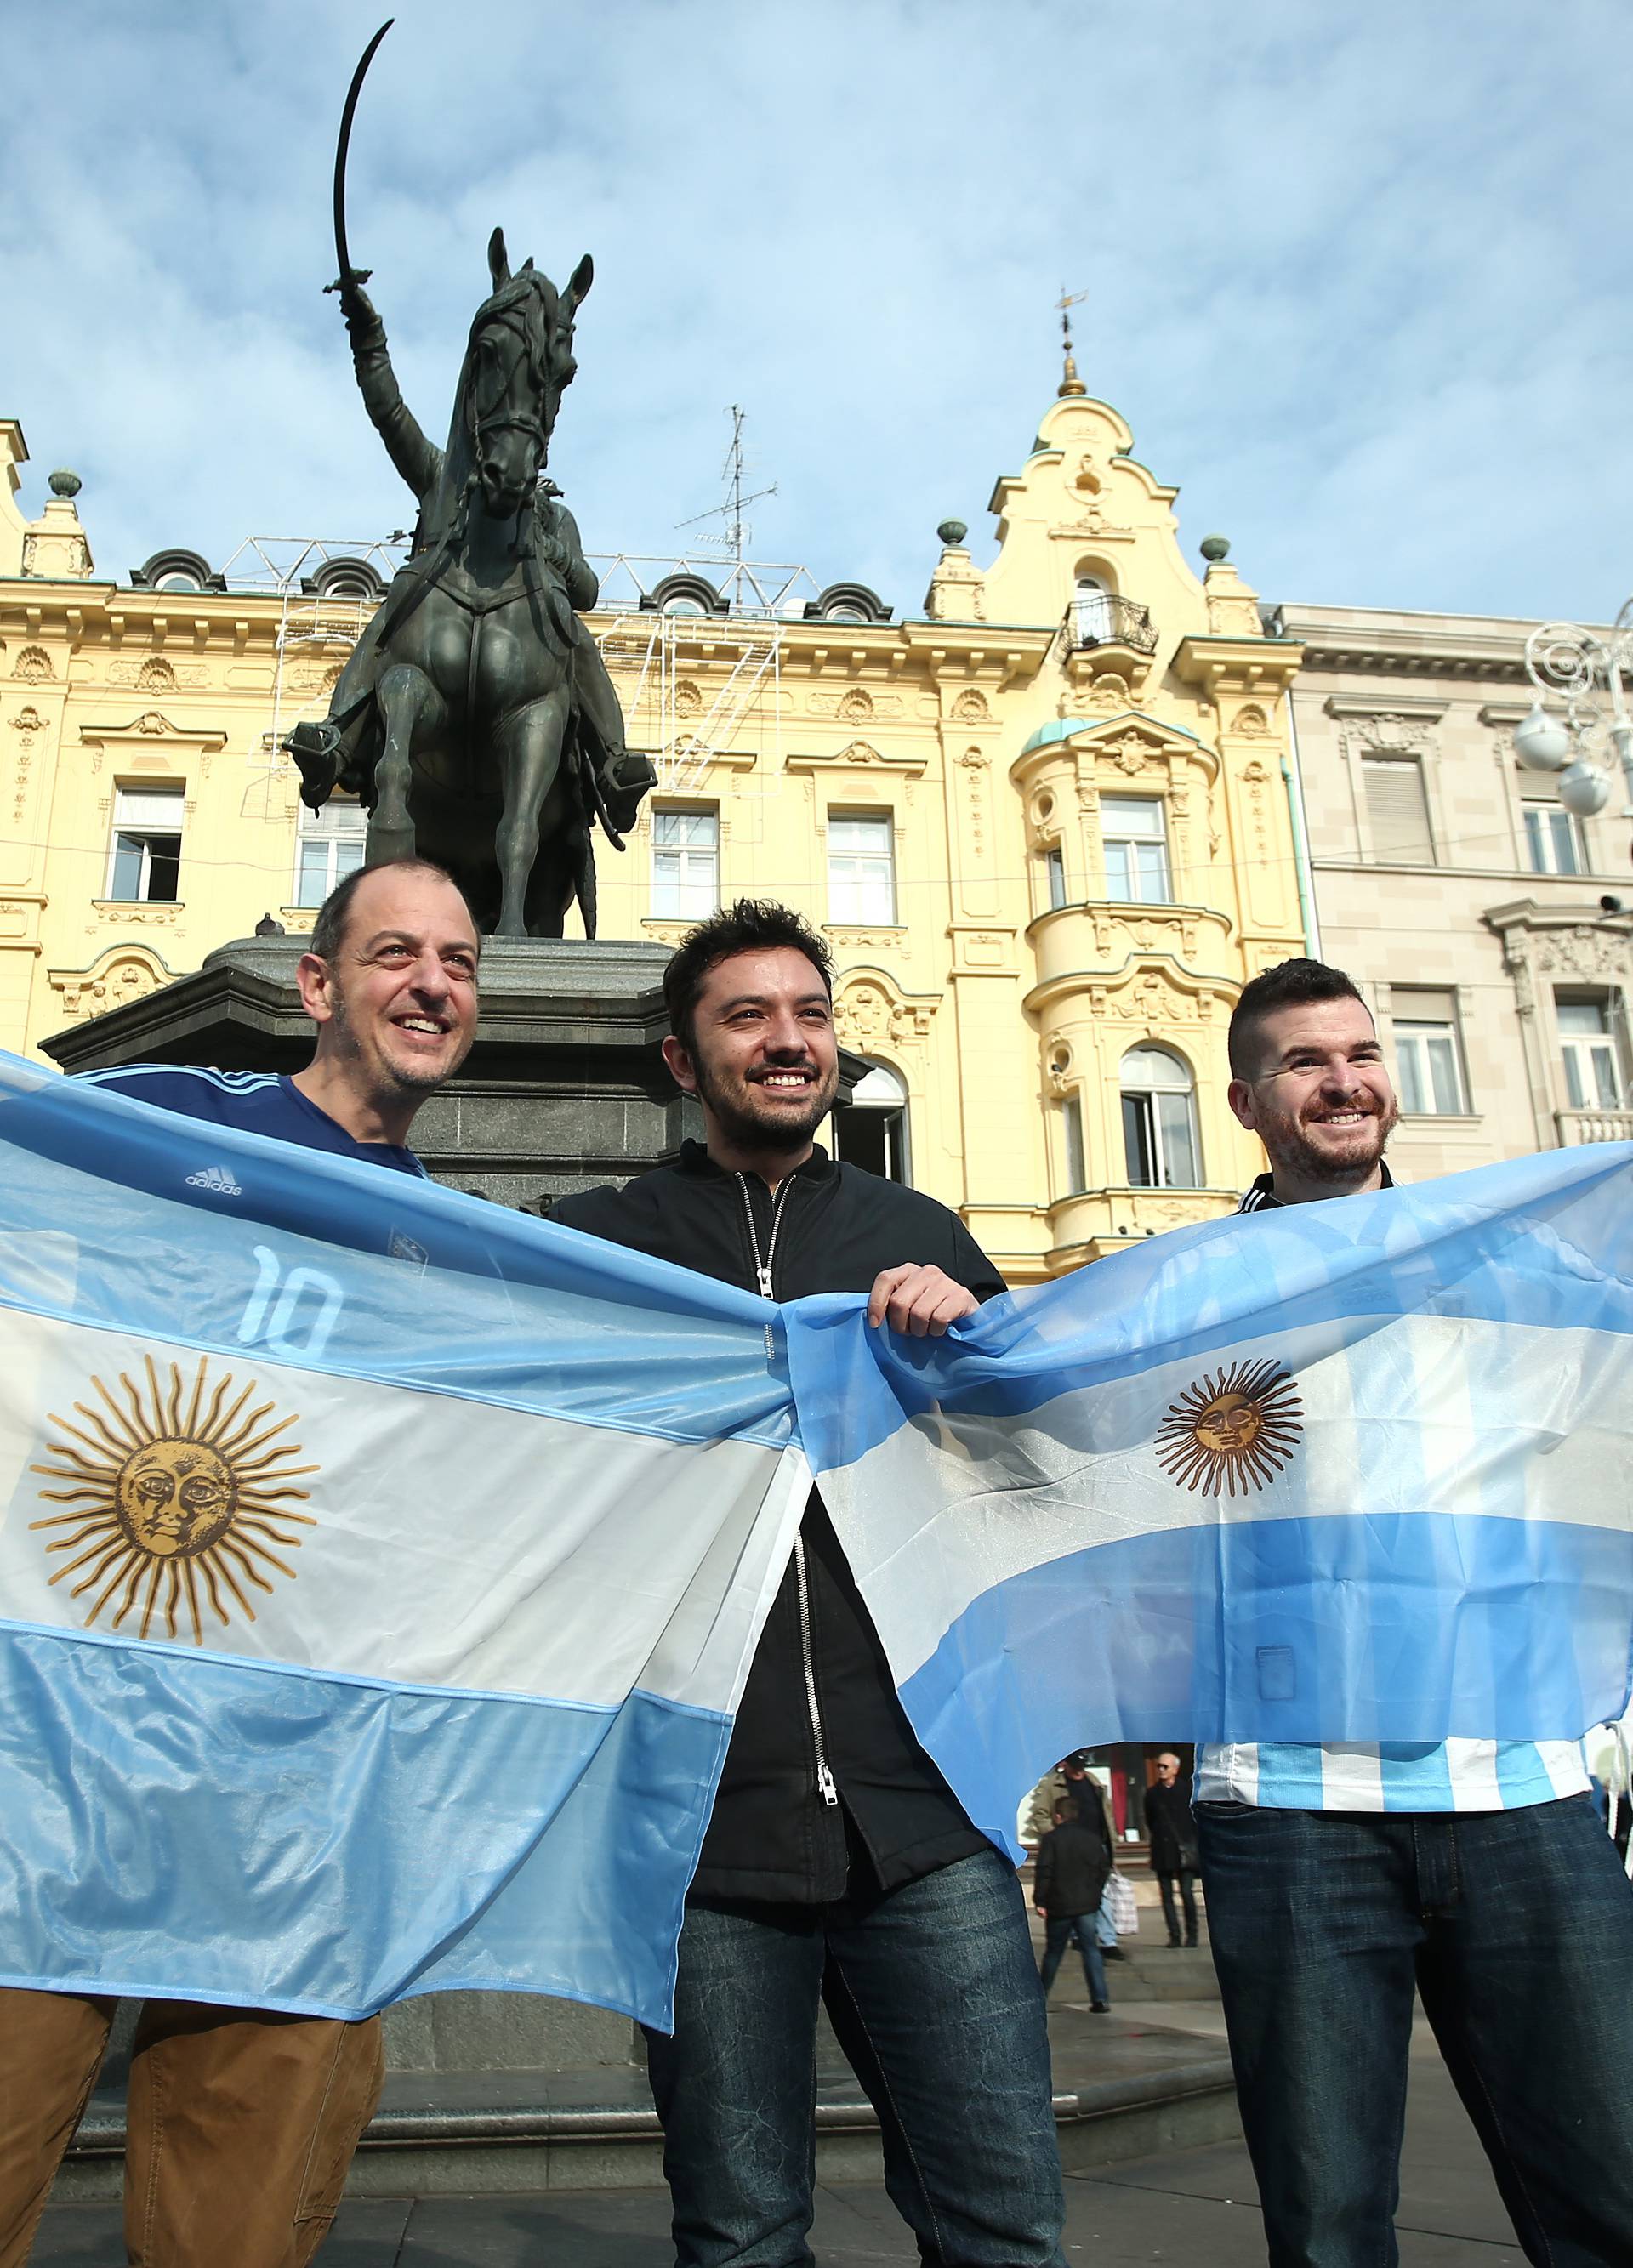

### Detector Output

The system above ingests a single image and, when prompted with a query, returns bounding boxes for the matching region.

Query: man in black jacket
[1033,1796,1113,2011]
[553,900,1066,2268]
[1143,1752,1199,1949]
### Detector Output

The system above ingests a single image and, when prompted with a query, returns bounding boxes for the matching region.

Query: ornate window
[1557,996,1626,1111]
[651,807,720,920]
[1120,1044,1200,1188]
[828,812,896,924]
[1044,845,1067,911]
[1101,796,1170,902]
[106,785,184,902]
[1392,990,1470,1115]
[834,1060,910,1185]
[294,797,367,906]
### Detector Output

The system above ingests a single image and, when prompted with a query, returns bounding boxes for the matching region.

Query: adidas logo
[185,1163,244,1197]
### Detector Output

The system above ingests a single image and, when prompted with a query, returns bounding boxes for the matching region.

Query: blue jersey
[74,1064,428,1179]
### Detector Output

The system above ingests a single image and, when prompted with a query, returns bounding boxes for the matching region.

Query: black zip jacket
[551,1140,1004,1902]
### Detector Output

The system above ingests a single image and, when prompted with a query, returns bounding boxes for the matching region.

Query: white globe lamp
[1513,702,1571,772]
[1558,760,1612,817]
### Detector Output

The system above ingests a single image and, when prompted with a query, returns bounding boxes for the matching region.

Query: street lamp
[1514,605,1633,830]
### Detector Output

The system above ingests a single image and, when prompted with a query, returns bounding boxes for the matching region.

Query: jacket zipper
[737,1173,839,1810]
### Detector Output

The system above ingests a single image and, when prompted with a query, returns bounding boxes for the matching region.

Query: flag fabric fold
[3,1048,1631,2017]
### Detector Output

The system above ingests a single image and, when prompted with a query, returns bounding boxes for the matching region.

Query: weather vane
[1055,285,1087,397]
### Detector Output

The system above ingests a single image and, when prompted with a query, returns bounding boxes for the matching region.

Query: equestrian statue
[285,24,652,937]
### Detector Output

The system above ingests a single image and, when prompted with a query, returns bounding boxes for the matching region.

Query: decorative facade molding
[48,944,174,1023]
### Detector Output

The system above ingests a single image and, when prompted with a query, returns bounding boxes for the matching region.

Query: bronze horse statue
[286,31,651,935]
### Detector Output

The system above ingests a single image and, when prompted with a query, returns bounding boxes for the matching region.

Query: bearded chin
[696,1066,832,1154]
[1272,1102,1398,1179]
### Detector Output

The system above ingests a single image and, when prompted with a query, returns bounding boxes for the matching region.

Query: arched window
[1074,573,1112,646]
[1120,1045,1201,1189]
[834,1060,910,1185]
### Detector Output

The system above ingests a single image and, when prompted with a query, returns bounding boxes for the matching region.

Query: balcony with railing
[1556,1107,1633,1145]
[1060,590,1158,692]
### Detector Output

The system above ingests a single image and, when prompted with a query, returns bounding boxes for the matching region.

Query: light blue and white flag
[784,1145,1633,1856]
[0,1052,809,2027]
[3,1049,1632,2019]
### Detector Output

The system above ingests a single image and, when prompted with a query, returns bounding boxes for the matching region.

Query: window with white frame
[828,812,896,924]
[1523,802,1585,878]
[1044,845,1067,911]
[833,1060,910,1185]
[651,806,720,920]
[1120,1044,1201,1188]
[106,785,184,902]
[1557,995,1626,1111]
[293,797,367,906]
[1391,989,1469,1115]
[1362,755,1436,866]
[1101,797,1170,903]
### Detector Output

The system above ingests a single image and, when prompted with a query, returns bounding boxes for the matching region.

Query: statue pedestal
[43,934,703,1207]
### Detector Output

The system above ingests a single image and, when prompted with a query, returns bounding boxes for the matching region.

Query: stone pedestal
[45,935,708,1207]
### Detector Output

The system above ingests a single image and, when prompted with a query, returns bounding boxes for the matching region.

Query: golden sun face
[31,1354,317,1645]
[1154,1359,1303,1498]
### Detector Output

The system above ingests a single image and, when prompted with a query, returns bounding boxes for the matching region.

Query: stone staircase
[59,1985,1238,2201]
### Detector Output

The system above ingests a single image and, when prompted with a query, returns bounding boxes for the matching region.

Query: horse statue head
[457,227,593,523]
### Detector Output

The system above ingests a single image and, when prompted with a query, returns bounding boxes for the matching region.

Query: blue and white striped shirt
[1194,1170,1589,1814]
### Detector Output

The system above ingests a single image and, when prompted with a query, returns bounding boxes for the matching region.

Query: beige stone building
[0,369,1310,1278]
[1275,600,1633,1180]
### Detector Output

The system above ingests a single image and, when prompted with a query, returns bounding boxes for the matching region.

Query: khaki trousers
[0,1988,384,2268]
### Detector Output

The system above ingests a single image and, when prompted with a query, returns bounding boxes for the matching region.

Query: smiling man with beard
[1196,957,1633,2268]
[552,899,1067,2268]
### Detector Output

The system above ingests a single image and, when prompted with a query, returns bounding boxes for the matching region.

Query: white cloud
[4,0,1631,619]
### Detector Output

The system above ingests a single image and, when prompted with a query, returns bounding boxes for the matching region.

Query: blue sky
[6,1,1631,622]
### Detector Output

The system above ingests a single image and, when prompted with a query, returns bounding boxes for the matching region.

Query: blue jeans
[644,1847,1067,2268]
[1198,1793,1633,2268]
[1038,1913,1107,2005]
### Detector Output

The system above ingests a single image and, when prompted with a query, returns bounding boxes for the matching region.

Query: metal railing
[1067,592,1158,656]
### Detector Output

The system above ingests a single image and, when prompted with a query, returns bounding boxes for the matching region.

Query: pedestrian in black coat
[1033,1797,1114,2009]
[1145,1751,1200,1947]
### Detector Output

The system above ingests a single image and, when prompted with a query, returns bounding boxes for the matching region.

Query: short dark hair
[663,898,834,1057]
[1053,1797,1078,1823]
[308,857,472,965]
[1228,958,1370,1079]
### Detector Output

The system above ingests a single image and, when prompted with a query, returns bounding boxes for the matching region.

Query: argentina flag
[784,1146,1633,1855]
[0,1051,808,2028]
[3,1049,1632,2020]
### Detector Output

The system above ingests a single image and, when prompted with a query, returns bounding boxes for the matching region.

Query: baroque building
[0,372,1309,1281]
[1274,600,1633,1180]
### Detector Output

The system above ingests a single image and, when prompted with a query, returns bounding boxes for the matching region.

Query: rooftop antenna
[676,406,777,593]
[1056,285,1088,398]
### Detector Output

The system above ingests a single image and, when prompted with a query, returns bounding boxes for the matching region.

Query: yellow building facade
[0,374,1308,1281]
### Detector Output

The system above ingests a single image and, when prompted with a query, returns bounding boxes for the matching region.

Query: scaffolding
[223,536,409,812]
[223,533,811,810]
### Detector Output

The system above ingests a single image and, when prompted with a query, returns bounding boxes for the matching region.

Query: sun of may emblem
[1153,1358,1303,1498]
[31,1354,318,1645]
